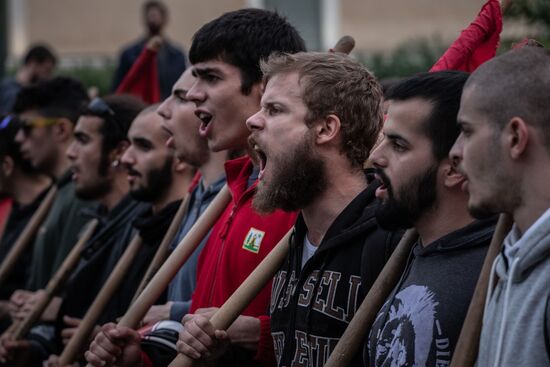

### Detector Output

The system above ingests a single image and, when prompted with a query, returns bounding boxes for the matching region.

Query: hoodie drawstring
[485,258,500,312]
[493,257,520,367]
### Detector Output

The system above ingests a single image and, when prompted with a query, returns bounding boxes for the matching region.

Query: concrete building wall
[341,0,485,51]
[8,0,246,60]
[6,0,530,63]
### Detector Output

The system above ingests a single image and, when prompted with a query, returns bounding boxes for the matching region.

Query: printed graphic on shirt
[371,284,451,367]
[272,331,285,366]
[273,330,341,367]
[271,270,363,366]
[242,227,265,254]
[291,331,340,367]
[271,270,361,323]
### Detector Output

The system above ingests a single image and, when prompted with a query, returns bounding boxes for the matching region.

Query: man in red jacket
[86,8,305,367]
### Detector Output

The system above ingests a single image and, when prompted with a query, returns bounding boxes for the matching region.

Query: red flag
[116,47,161,104]
[430,0,502,72]
[0,197,12,241]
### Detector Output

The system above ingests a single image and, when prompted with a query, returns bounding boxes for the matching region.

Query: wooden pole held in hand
[131,194,191,303]
[118,185,231,329]
[83,185,231,367]
[330,35,356,54]
[58,235,144,366]
[11,218,99,340]
[449,213,513,367]
[0,186,57,286]
[168,229,293,367]
[324,229,418,367]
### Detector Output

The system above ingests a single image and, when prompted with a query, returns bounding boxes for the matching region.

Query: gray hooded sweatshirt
[477,208,550,367]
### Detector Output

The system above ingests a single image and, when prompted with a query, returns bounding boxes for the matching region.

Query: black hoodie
[270,182,402,367]
[364,216,497,367]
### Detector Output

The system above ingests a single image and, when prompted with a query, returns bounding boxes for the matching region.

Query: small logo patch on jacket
[243,227,265,254]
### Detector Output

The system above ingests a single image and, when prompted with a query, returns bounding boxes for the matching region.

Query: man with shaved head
[450,47,550,366]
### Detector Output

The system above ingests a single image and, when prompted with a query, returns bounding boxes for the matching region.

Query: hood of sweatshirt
[133,199,181,246]
[293,179,381,260]
[496,208,550,283]
[414,216,497,257]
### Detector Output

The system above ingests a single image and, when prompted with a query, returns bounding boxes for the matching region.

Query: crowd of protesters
[0,0,548,366]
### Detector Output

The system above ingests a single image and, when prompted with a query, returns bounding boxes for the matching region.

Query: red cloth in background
[116,47,161,104]
[430,0,502,72]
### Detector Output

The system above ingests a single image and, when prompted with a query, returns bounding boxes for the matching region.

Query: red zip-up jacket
[190,156,298,365]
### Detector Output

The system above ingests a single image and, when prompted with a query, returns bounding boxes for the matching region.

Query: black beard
[75,178,112,201]
[253,137,327,214]
[76,150,116,201]
[469,202,499,220]
[147,24,162,36]
[130,157,173,202]
[375,166,438,231]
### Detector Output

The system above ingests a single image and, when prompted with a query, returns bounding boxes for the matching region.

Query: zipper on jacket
[207,204,238,306]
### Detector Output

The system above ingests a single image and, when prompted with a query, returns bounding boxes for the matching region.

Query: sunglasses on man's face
[19,117,61,136]
[88,98,115,119]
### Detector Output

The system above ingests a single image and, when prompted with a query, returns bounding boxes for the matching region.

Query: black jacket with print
[270,181,402,367]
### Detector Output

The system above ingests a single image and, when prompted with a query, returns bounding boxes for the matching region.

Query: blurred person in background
[112,0,186,99]
[0,44,57,114]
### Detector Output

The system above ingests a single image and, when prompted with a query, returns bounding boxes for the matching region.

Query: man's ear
[109,140,130,165]
[173,155,190,174]
[1,156,15,178]
[53,118,75,143]
[441,158,465,189]
[250,82,263,103]
[504,117,529,160]
[314,114,341,145]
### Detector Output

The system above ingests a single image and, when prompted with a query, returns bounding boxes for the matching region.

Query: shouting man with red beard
[248,52,402,367]
[177,51,401,367]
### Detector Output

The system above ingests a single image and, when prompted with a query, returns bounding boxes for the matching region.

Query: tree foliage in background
[505,0,550,36]
[357,37,447,79]
[358,0,550,80]
[59,63,116,97]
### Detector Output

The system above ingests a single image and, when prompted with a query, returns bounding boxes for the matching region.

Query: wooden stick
[0,186,57,286]
[10,218,99,340]
[131,194,191,303]
[119,185,230,329]
[450,213,513,367]
[58,235,144,366]
[324,229,418,367]
[83,185,231,367]
[330,35,356,54]
[168,229,293,367]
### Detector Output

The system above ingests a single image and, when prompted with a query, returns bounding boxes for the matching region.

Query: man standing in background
[0,44,56,114]
[112,0,186,99]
